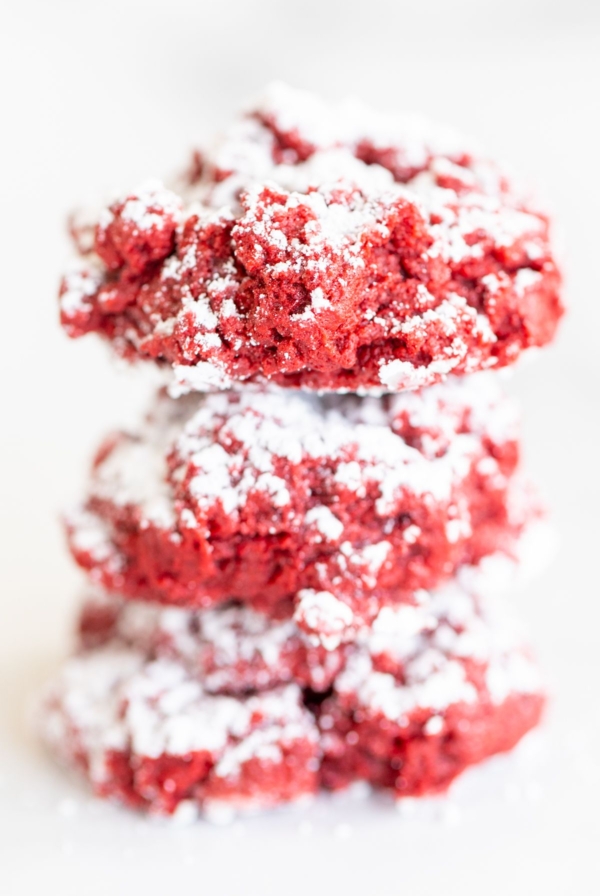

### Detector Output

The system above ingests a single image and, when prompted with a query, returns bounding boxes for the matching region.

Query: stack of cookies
[39,84,563,820]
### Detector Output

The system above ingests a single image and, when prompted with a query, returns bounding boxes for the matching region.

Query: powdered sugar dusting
[305,506,344,542]
[294,590,355,650]
[115,180,182,232]
[83,372,515,527]
[336,579,543,721]
[60,262,104,317]
[38,648,317,795]
[78,593,342,694]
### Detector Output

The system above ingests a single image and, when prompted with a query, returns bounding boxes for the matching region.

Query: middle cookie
[67,374,533,640]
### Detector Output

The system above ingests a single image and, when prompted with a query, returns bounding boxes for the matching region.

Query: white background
[1,1,599,893]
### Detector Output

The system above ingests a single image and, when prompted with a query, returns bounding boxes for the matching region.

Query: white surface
[1,1,599,893]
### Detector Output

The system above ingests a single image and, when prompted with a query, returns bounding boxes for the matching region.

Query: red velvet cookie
[78,593,349,694]
[67,375,533,642]
[38,649,319,818]
[318,581,544,798]
[75,529,542,699]
[40,577,543,814]
[59,84,562,394]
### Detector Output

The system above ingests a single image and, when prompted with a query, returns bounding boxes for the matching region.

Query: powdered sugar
[89,425,178,529]
[38,647,317,785]
[294,590,355,650]
[379,357,461,391]
[305,506,344,542]
[335,578,543,720]
[66,508,121,569]
[171,362,234,395]
[253,82,472,167]
[115,180,182,232]
[60,262,104,317]
[85,373,515,527]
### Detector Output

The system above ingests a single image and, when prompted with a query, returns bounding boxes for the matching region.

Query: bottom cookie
[38,650,320,816]
[318,583,545,797]
[38,580,544,817]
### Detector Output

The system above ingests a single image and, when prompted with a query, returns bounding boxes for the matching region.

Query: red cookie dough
[78,593,349,694]
[59,84,562,394]
[318,581,545,798]
[66,374,534,642]
[38,649,319,818]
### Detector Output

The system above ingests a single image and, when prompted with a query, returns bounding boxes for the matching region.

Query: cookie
[59,84,562,393]
[67,375,533,641]
[38,648,319,817]
[318,581,544,797]
[78,593,348,694]
[40,574,543,813]
[76,529,543,698]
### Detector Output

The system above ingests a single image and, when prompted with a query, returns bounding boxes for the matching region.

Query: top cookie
[60,84,563,394]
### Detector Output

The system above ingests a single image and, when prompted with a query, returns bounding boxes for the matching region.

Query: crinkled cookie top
[60,83,562,393]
